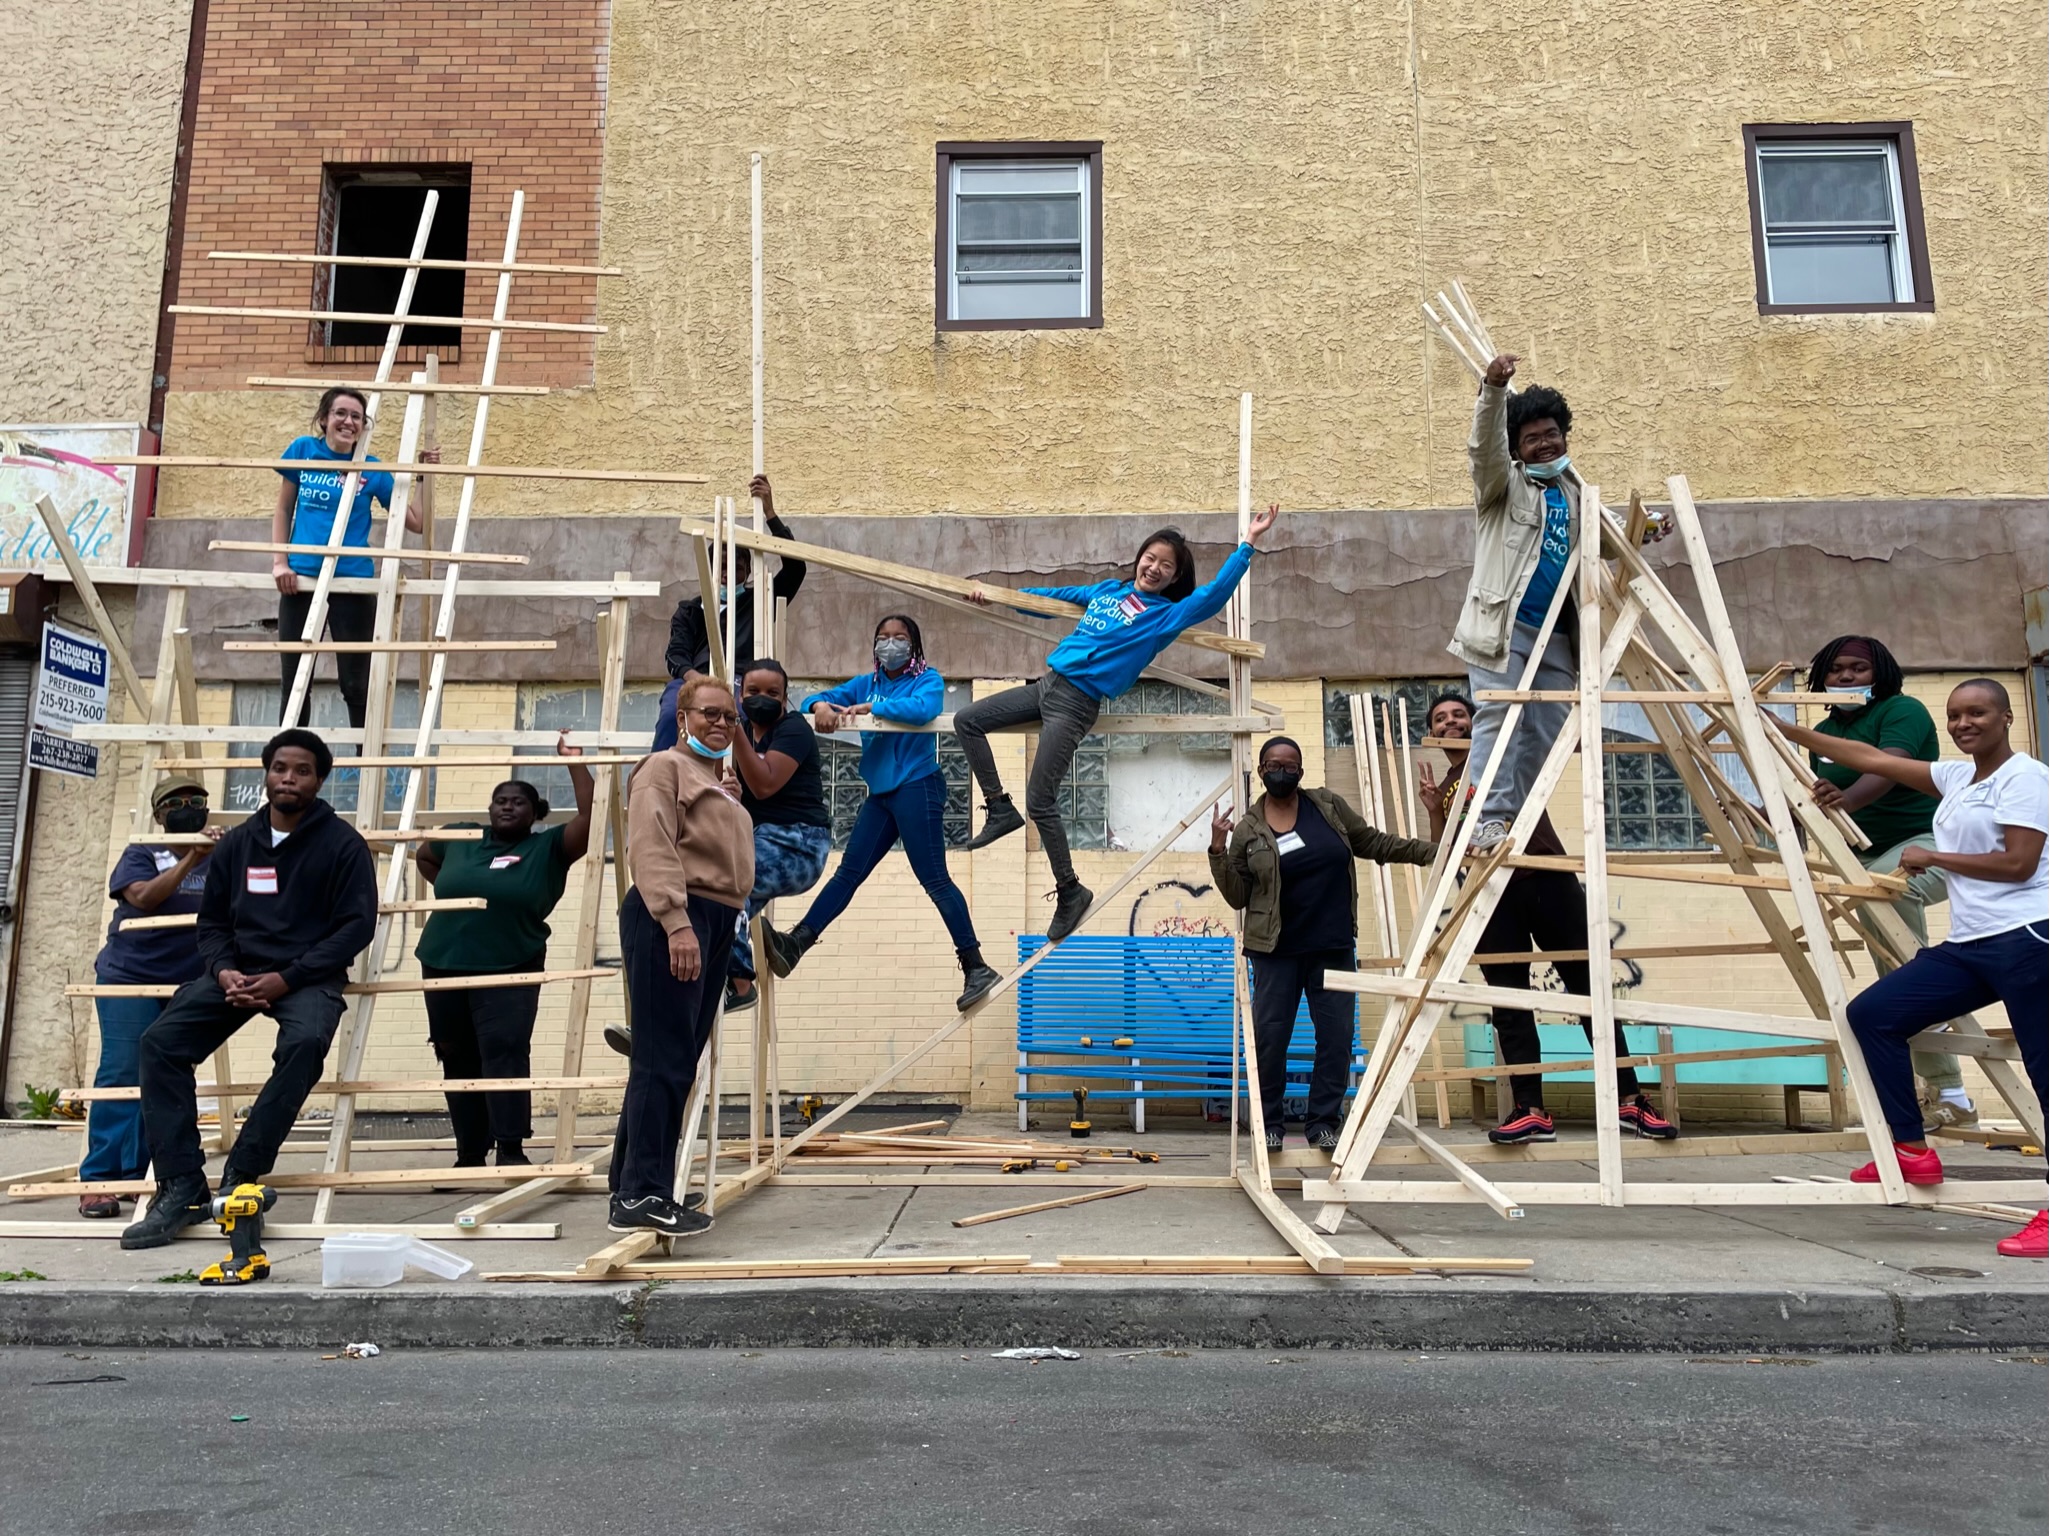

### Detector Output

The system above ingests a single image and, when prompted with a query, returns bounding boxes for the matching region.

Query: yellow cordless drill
[197,1182,277,1286]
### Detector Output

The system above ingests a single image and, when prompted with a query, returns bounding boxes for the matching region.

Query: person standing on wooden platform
[957,507,1279,942]
[121,731,378,1250]
[1421,692,1679,1145]
[78,777,224,1219]
[652,474,804,753]
[270,387,437,729]
[1801,634,1976,1131]
[414,732,594,1172]
[1779,680,2049,1261]
[611,675,755,1239]
[1453,354,1668,853]
[761,614,1000,1013]
[1209,736,1435,1151]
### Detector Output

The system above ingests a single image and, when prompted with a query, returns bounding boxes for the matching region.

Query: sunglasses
[687,706,739,725]
[156,794,208,810]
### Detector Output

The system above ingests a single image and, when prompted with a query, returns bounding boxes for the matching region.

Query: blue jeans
[730,822,833,980]
[1465,622,1575,823]
[80,988,166,1181]
[798,770,979,952]
[1846,922,2048,1161]
[650,677,685,753]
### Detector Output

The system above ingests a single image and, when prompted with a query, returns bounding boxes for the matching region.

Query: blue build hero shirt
[276,435,395,579]
[1030,541,1255,700]
[1515,485,1573,627]
[800,666,947,794]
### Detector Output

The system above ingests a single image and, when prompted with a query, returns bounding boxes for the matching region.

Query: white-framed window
[937,144,1101,329]
[1744,125,1931,312]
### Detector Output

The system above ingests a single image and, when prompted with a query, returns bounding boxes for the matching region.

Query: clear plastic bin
[321,1232,475,1288]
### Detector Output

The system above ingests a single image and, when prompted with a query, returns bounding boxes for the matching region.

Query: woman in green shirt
[1805,634,1974,1129]
[415,733,594,1168]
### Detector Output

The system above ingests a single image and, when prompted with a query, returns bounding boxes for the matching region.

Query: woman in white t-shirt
[1780,678,2047,1260]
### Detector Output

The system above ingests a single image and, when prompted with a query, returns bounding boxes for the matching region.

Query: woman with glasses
[270,386,439,728]
[609,674,756,1238]
[79,778,223,1218]
[761,614,1001,1013]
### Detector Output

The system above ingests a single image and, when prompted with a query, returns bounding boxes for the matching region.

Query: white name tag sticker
[246,866,279,895]
[489,855,522,870]
[1275,830,1306,855]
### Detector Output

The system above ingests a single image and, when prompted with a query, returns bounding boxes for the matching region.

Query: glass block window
[794,679,975,850]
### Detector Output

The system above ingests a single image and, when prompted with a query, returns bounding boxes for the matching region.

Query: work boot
[496,1141,532,1167]
[1046,879,1094,943]
[956,946,1001,1011]
[963,794,1025,851]
[118,1173,212,1250]
[763,921,818,979]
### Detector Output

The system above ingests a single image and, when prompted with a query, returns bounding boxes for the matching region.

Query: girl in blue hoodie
[956,507,1278,941]
[761,615,1000,1012]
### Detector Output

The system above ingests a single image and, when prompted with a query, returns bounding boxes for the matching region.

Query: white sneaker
[1469,819,1512,851]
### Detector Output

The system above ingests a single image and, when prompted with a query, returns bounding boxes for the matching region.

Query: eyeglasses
[687,706,739,725]
[157,794,207,810]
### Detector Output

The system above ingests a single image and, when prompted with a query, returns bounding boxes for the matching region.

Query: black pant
[612,887,738,1201]
[953,672,1103,888]
[278,591,375,729]
[1249,948,1357,1137]
[1477,870,1640,1110]
[422,965,541,1160]
[138,975,348,1181]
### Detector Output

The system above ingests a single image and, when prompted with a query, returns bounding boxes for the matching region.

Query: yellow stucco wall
[155,0,2047,522]
[0,1,191,424]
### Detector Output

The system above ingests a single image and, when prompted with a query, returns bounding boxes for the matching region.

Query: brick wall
[166,1,609,396]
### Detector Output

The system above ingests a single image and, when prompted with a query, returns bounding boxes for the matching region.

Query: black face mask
[1260,768,1302,796]
[741,695,784,728]
[162,804,208,835]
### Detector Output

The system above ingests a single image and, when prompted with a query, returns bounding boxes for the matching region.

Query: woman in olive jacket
[1209,736,1437,1151]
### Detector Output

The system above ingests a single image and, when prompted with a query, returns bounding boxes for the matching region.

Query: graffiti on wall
[1126,879,1232,939]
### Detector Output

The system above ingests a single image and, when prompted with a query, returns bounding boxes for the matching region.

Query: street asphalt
[2,1347,2043,1535]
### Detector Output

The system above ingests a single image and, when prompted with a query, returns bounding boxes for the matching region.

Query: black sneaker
[1307,1126,1340,1152]
[603,1021,633,1057]
[608,1194,712,1238]
[763,922,817,979]
[1046,880,1094,943]
[496,1143,532,1167]
[724,981,759,1013]
[1488,1105,1556,1145]
[119,1173,213,1250]
[963,795,1025,850]
[1264,1128,1285,1152]
[1618,1095,1681,1141]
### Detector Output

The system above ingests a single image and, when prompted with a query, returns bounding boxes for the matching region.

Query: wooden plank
[130,829,483,845]
[229,639,556,653]
[150,754,647,769]
[1305,1178,2049,1207]
[245,375,550,396]
[1577,480,1624,1206]
[118,898,485,929]
[168,304,603,335]
[101,455,705,486]
[1475,689,1839,705]
[30,495,150,713]
[28,566,661,599]
[1353,938,1860,969]
[12,1164,590,1196]
[1484,853,1904,902]
[951,1184,1147,1227]
[62,1074,623,1101]
[210,250,621,276]
[1392,1117,1525,1219]
[1415,1041,1828,1083]
[208,541,528,566]
[0,1221,558,1241]
[69,967,608,999]
[682,517,1263,662]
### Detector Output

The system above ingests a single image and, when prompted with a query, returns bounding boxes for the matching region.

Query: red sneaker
[1849,1143,1945,1186]
[1488,1105,1555,1145]
[1618,1095,1680,1141]
[1996,1210,2047,1259]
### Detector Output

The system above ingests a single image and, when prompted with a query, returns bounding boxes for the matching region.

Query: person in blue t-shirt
[270,386,436,729]
[760,615,1001,1013]
[78,777,222,1219]
[954,507,1279,942]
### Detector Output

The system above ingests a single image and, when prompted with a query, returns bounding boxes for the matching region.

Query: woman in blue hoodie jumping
[957,507,1279,941]
[760,614,1001,1012]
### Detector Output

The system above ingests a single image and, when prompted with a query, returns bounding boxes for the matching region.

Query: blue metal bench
[1014,935,1360,1132]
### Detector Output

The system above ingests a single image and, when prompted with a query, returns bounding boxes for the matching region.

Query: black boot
[763,921,817,979]
[963,794,1025,851]
[956,947,1001,1011]
[119,1172,213,1251]
[1047,879,1094,943]
[496,1141,532,1167]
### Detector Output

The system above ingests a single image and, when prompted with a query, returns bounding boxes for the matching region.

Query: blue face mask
[1826,686,1872,712]
[1524,455,1572,481]
[684,732,731,761]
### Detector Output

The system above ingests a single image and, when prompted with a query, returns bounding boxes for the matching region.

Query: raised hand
[1248,503,1279,543]
[1484,353,1519,388]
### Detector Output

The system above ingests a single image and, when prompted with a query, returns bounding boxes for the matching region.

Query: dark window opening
[320,168,472,349]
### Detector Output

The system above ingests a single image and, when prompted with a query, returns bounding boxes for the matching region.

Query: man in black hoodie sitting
[122,729,378,1249]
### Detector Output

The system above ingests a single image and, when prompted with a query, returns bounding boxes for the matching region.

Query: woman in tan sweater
[611,673,755,1237]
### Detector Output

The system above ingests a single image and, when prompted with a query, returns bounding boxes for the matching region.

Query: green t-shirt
[1809,692,1939,854]
[415,821,572,973]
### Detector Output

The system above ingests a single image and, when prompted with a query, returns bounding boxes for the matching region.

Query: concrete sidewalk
[1,1111,2043,1353]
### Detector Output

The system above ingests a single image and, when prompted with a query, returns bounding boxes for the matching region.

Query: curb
[1,1280,2043,1353]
